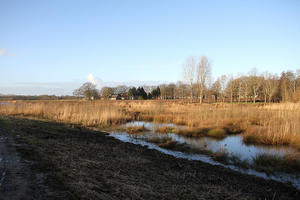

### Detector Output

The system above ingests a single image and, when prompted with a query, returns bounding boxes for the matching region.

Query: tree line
[0,94,75,101]
[72,62,299,103]
[7,53,298,103]
[181,55,300,103]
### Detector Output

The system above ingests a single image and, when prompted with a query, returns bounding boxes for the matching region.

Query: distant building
[118,93,129,100]
[107,94,122,100]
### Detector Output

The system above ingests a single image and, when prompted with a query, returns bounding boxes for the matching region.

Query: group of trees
[71,55,299,103]
[180,54,300,103]
[182,55,212,103]
[73,82,99,99]
[128,87,148,99]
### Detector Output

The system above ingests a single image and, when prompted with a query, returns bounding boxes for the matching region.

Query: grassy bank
[0,115,299,199]
[141,134,300,174]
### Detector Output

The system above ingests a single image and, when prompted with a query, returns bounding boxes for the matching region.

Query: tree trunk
[264,94,267,104]
[199,91,203,104]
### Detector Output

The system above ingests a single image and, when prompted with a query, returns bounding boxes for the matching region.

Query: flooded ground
[107,121,300,189]
[121,121,296,159]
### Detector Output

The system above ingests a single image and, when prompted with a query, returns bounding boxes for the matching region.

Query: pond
[106,121,300,190]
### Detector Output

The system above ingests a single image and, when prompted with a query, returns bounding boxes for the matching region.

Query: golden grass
[262,102,300,111]
[118,101,300,146]
[1,100,300,146]
[0,101,131,127]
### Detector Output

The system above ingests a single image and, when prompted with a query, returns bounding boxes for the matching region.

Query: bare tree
[141,85,151,94]
[236,73,244,103]
[248,67,263,104]
[196,55,212,104]
[241,76,250,103]
[205,76,214,103]
[226,74,235,104]
[159,84,168,99]
[219,75,227,103]
[166,83,176,99]
[72,89,83,100]
[182,56,196,103]
[262,72,278,103]
[115,85,128,93]
[100,87,115,99]
[212,79,221,102]
[176,81,186,99]
[78,82,99,99]
[266,73,279,103]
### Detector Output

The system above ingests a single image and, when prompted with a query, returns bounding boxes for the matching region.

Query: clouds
[0,73,172,96]
[0,81,83,96]
[0,49,7,56]
[0,48,19,57]
[87,74,103,89]
[86,73,172,88]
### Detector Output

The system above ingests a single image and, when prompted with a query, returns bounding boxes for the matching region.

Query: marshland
[1,100,300,196]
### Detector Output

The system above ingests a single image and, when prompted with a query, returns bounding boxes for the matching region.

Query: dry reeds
[1,100,300,147]
[0,101,131,127]
[121,101,300,146]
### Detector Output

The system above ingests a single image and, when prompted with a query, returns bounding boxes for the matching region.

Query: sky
[0,0,299,95]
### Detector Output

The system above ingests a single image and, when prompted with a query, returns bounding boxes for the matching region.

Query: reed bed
[116,101,300,147]
[0,101,131,127]
[1,100,300,147]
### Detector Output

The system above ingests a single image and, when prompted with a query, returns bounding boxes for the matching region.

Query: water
[106,121,300,190]
[122,121,295,159]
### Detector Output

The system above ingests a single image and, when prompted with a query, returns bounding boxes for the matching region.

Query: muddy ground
[0,116,299,199]
[0,128,69,199]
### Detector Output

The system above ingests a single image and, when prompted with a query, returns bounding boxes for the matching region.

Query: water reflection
[123,121,296,160]
[107,121,300,189]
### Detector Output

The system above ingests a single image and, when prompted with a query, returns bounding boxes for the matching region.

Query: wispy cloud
[0,81,84,96]
[103,80,172,87]
[0,49,7,56]
[1,75,172,96]
[0,48,20,57]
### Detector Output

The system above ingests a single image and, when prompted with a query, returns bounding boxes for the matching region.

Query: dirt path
[0,127,66,199]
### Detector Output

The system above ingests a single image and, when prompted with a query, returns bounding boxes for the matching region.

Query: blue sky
[1,0,299,95]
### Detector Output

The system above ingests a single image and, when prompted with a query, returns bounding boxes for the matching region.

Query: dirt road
[0,128,66,199]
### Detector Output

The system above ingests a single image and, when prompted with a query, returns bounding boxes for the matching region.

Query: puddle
[105,121,300,190]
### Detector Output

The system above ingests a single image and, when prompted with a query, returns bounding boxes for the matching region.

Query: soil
[0,116,299,199]
[0,127,69,199]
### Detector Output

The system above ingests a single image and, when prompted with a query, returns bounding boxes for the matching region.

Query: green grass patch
[126,125,149,134]
[207,128,227,138]
[156,126,176,133]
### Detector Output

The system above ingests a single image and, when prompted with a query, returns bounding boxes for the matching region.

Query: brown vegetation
[1,116,299,199]
[1,100,300,147]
